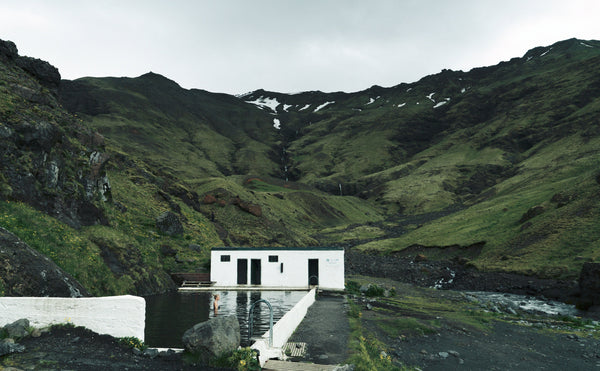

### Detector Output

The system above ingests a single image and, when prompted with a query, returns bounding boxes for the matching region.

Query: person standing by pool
[213,293,220,315]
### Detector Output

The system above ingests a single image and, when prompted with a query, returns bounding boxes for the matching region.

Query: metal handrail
[248,299,273,347]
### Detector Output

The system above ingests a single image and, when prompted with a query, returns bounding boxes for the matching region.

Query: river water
[144,290,307,348]
[465,291,583,317]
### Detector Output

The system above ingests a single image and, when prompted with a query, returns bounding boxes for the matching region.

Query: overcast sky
[1,0,599,95]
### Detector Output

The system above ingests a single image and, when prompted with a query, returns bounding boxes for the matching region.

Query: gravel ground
[0,325,225,370]
[386,320,600,371]
[286,293,351,365]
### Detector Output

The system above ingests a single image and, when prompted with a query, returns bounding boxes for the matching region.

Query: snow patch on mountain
[426,93,436,102]
[245,96,280,113]
[366,96,381,105]
[433,97,451,108]
[314,101,335,112]
[580,42,594,48]
[397,102,406,108]
[283,104,292,112]
[299,104,311,111]
[273,118,281,129]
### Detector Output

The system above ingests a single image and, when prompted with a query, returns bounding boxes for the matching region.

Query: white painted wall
[210,248,344,290]
[0,295,145,340]
[251,288,316,366]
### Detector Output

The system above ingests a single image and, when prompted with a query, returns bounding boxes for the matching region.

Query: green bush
[365,284,385,297]
[345,280,361,295]
[118,336,147,351]
[210,347,260,371]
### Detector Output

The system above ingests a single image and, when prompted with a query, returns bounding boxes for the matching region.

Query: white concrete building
[210,247,344,291]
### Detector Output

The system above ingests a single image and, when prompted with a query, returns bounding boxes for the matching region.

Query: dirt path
[286,293,351,365]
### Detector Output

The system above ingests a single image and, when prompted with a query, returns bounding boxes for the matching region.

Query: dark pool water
[144,290,307,348]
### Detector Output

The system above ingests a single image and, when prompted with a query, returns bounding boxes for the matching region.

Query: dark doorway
[250,259,262,285]
[308,259,319,285]
[237,259,248,284]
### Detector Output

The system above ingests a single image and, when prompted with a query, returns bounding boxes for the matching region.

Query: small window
[220,255,231,262]
[268,255,278,262]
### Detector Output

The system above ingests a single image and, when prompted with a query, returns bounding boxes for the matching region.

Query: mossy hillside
[2,36,597,297]
[355,134,600,279]
[0,200,123,295]
[0,156,223,296]
[63,75,282,181]
[193,176,385,246]
[85,113,277,181]
[102,168,221,268]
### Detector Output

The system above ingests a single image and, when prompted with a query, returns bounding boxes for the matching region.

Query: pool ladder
[248,299,273,347]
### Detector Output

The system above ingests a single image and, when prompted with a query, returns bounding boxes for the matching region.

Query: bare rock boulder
[182,315,240,363]
[3,318,30,338]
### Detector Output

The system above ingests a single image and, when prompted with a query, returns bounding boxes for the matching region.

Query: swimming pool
[144,290,308,348]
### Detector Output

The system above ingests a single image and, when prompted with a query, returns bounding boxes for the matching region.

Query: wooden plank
[263,360,338,371]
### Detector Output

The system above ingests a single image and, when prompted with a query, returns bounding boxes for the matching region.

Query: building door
[237,259,248,284]
[251,259,261,285]
[308,259,319,285]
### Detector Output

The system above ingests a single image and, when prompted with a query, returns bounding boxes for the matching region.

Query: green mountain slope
[60,37,599,280]
[1,37,599,297]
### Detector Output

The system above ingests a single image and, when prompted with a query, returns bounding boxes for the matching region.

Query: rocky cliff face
[0,39,110,229]
[0,39,116,296]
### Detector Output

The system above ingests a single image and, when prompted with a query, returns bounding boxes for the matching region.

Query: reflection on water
[144,291,307,348]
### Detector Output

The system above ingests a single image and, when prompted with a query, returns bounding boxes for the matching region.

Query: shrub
[210,347,260,371]
[118,336,147,351]
[364,284,385,297]
[345,280,361,295]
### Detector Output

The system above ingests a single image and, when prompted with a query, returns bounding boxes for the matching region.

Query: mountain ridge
[1,37,599,297]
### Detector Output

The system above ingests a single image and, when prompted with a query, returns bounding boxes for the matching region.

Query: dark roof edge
[211,246,344,251]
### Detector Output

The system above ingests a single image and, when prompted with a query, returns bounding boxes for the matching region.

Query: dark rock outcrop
[0,39,60,94]
[232,197,262,217]
[156,211,184,236]
[0,38,110,230]
[16,57,61,93]
[0,339,25,357]
[0,227,90,297]
[182,315,240,363]
[0,39,18,60]
[579,262,600,308]
[518,206,545,224]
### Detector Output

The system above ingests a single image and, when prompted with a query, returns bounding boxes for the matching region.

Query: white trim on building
[210,247,344,291]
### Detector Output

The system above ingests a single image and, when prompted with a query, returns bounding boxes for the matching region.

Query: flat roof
[212,246,343,251]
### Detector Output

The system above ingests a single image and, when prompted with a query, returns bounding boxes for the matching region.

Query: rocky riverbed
[348,275,600,370]
[345,249,583,305]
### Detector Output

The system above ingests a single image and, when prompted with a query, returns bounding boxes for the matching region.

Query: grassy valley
[1,37,600,297]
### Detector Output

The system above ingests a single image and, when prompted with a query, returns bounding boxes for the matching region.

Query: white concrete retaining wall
[0,295,145,341]
[251,288,316,365]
